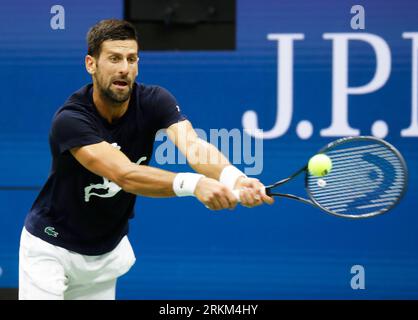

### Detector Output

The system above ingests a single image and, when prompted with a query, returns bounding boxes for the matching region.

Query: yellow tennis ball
[308,154,332,177]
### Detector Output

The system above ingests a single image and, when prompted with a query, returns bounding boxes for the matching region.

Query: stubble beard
[95,74,133,105]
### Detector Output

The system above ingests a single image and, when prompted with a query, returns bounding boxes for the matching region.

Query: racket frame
[265,136,408,219]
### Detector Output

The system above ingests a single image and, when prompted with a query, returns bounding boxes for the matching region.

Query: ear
[134,56,139,77]
[85,55,96,75]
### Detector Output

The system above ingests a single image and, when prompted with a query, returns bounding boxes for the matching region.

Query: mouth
[112,80,129,89]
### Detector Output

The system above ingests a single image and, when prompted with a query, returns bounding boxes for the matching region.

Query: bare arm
[71,142,176,197]
[70,141,238,209]
[167,120,274,206]
[166,120,230,180]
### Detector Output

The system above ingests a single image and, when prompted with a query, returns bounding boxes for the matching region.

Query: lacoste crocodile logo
[84,143,148,202]
[44,226,59,237]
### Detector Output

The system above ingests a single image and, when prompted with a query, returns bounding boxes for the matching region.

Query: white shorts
[19,227,136,300]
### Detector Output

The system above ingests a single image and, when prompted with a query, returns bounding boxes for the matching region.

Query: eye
[109,56,120,63]
[128,56,138,64]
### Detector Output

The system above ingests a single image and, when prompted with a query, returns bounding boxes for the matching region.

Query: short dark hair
[87,19,139,57]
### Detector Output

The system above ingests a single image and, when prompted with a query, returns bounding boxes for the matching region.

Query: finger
[206,203,219,211]
[246,179,260,189]
[217,193,231,210]
[204,201,216,210]
[205,198,220,210]
[252,193,263,207]
[248,185,264,206]
[254,191,261,202]
[257,185,274,205]
[224,190,238,209]
[261,193,275,205]
[238,188,250,207]
[244,181,264,197]
[242,188,256,207]
[254,183,266,195]
[251,188,263,206]
[211,196,224,210]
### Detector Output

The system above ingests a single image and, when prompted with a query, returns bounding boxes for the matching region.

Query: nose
[118,59,129,75]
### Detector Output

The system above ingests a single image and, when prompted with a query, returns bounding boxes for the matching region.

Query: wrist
[219,165,247,190]
[173,173,204,197]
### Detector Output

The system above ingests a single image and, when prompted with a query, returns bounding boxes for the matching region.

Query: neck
[92,84,130,124]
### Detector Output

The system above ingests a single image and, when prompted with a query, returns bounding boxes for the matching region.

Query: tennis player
[19,19,273,300]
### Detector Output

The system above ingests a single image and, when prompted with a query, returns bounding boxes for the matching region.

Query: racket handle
[232,189,241,202]
[232,186,267,203]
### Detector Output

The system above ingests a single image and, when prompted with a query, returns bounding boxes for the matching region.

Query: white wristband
[219,165,247,190]
[173,173,204,197]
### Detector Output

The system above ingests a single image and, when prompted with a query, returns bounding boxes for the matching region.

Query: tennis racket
[236,136,408,219]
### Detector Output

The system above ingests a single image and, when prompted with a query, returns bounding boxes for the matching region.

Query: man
[19,19,273,300]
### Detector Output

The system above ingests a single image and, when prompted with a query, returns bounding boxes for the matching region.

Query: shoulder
[53,84,95,123]
[49,100,102,151]
[52,105,93,127]
[136,83,177,107]
[51,86,97,133]
[133,83,185,129]
[64,84,94,107]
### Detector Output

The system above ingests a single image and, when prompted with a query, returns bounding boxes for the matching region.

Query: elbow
[113,165,138,194]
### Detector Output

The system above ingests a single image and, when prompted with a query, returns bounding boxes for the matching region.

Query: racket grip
[232,189,241,202]
[232,186,267,203]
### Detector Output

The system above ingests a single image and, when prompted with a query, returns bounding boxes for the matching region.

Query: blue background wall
[0,0,417,299]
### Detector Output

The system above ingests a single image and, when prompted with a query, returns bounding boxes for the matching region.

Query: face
[86,39,139,104]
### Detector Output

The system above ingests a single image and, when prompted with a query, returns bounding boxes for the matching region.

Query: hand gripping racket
[236,136,408,219]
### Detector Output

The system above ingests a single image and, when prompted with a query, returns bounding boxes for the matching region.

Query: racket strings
[307,141,406,217]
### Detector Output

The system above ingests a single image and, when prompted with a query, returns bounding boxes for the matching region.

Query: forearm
[117,163,177,197]
[71,141,203,198]
[186,139,231,180]
[167,121,245,184]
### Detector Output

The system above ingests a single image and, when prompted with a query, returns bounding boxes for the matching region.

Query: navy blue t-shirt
[24,83,186,255]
